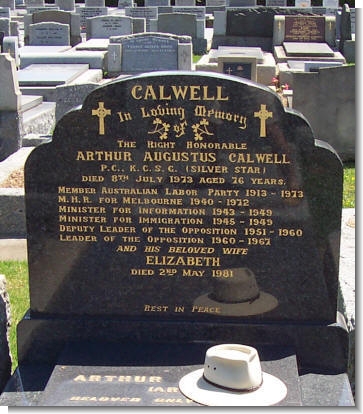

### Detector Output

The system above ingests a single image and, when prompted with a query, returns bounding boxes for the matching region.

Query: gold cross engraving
[254,104,273,138]
[92,102,111,135]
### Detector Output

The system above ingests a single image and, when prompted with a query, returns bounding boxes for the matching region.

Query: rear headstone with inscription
[0,71,353,406]
[108,33,192,74]
[29,22,70,45]
[125,6,157,31]
[86,15,132,40]
[25,10,81,46]
[152,13,207,54]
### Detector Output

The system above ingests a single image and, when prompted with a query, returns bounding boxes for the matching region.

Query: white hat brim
[193,291,278,316]
[179,368,287,406]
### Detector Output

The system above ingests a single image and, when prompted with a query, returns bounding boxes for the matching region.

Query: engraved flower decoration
[191,118,214,141]
[148,118,170,140]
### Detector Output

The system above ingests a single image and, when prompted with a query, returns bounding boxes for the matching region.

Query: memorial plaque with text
[284,16,325,43]
[25,72,342,323]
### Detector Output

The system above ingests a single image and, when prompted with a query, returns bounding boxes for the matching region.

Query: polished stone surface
[0,342,354,406]
[37,345,302,406]
[3,72,351,406]
[24,71,343,323]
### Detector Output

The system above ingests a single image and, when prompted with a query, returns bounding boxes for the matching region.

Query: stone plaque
[217,56,257,81]
[121,35,178,72]
[24,72,342,324]
[284,16,325,43]
[37,345,301,406]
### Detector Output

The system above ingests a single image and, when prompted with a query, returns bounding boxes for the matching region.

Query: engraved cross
[92,101,111,135]
[254,104,273,138]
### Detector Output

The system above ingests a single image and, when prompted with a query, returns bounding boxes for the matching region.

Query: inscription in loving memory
[56,82,303,315]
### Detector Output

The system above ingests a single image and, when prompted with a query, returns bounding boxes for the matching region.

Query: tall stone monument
[0,72,354,406]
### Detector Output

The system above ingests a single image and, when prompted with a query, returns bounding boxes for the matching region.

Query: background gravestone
[0,0,15,10]
[56,0,75,11]
[292,65,355,162]
[108,33,192,74]
[0,7,10,18]
[86,15,132,40]
[0,53,22,161]
[125,6,158,31]
[121,34,178,72]
[29,22,70,45]
[24,10,81,46]
[0,18,9,36]
[153,13,207,54]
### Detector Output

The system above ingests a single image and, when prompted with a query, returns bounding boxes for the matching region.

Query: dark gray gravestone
[23,71,343,325]
[38,345,301,405]
[5,72,352,406]
[221,6,320,51]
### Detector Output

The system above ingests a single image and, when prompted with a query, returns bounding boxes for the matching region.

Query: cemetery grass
[1,163,354,372]
[343,162,355,208]
[0,261,29,372]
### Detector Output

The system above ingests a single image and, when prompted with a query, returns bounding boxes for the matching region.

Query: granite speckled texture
[0,72,353,406]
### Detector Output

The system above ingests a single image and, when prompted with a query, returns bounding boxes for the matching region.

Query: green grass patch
[343,162,355,208]
[193,55,202,64]
[0,261,29,372]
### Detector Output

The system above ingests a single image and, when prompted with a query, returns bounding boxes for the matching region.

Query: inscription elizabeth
[27,74,316,318]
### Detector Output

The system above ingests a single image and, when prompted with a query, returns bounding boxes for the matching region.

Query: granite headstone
[0,70,353,407]
[125,6,158,31]
[121,34,178,72]
[0,0,14,10]
[28,22,70,45]
[86,15,133,40]
[26,9,81,46]
[56,0,75,11]
[0,7,10,18]
[23,71,344,324]
[0,18,9,36]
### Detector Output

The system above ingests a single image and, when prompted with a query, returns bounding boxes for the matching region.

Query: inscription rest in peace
[25,73,336,322]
